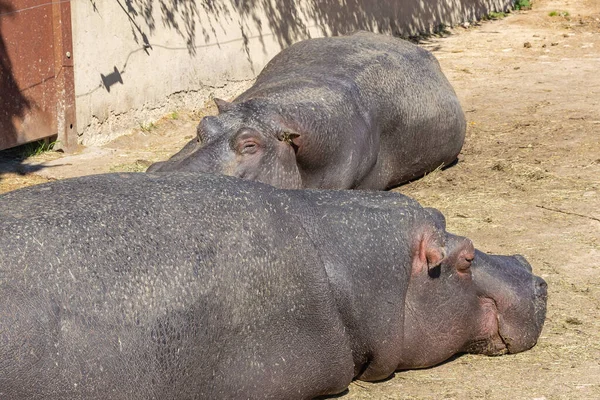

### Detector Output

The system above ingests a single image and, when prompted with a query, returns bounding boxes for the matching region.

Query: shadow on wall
[111,0,510,56]
[306,0,507,37]
[82,0,508,96]
[0,0,31,151]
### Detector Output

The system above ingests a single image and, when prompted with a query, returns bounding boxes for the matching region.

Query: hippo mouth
[496,323,527,355]
[486,281,547,356]
[483,297,511,355]
[497,319,512,354]
[462,297,509,356]
[497,293,547,354]
[489,298,543,356]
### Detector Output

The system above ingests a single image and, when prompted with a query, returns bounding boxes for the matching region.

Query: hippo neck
[288,189,420,380]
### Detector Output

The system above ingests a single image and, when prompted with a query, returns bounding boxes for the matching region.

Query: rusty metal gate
[0,0,76,151]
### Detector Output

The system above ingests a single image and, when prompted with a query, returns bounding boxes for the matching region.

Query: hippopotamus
[147,31,466,190]
[0,173,546,399]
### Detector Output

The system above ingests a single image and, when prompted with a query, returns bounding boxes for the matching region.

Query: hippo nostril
[538,280,547,290]
[535,277,548,296]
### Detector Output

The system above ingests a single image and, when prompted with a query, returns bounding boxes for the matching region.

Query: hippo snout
[499,274,548,355]
[533,275,548,332]
[533,276,548,323]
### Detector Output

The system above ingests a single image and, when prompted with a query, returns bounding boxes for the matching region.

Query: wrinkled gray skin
[147,31,466,190]
[0,173,546,399]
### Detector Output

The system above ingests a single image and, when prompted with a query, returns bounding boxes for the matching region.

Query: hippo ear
[423,241,445,270]
[413,232,445,276]
[278,132,300,154]
[214,98,233,113]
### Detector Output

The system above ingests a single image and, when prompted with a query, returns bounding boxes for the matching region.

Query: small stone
[524,42,532,48]
[551,42,559,46]
[565,317,583,325]
[514,66,521,70]
[542,44,547,48]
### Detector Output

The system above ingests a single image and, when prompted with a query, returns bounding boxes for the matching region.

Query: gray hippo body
[0,173,545,399]
[148,31,466,190]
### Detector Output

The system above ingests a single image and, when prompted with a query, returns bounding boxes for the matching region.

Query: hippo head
[398,208,547,370]
[147,98,303,189]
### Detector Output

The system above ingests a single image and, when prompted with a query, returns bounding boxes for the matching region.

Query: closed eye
[240,141,258,154]
[233,128,263,154]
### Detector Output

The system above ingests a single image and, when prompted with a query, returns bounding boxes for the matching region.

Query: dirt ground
[1,0,599,398]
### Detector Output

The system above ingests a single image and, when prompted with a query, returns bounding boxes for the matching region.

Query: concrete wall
[71,0,513,146]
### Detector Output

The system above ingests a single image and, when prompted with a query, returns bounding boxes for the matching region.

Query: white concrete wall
[71,0,512,146]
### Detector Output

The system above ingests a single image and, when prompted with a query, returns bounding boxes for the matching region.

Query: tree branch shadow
[106,0,508,60]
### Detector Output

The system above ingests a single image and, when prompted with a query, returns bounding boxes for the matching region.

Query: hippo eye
[234,128,263,154]
[240,140,259,154]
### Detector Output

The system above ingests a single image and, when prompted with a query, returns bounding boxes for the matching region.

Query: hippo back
[236,31,466,188]
[0,173,354,399]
